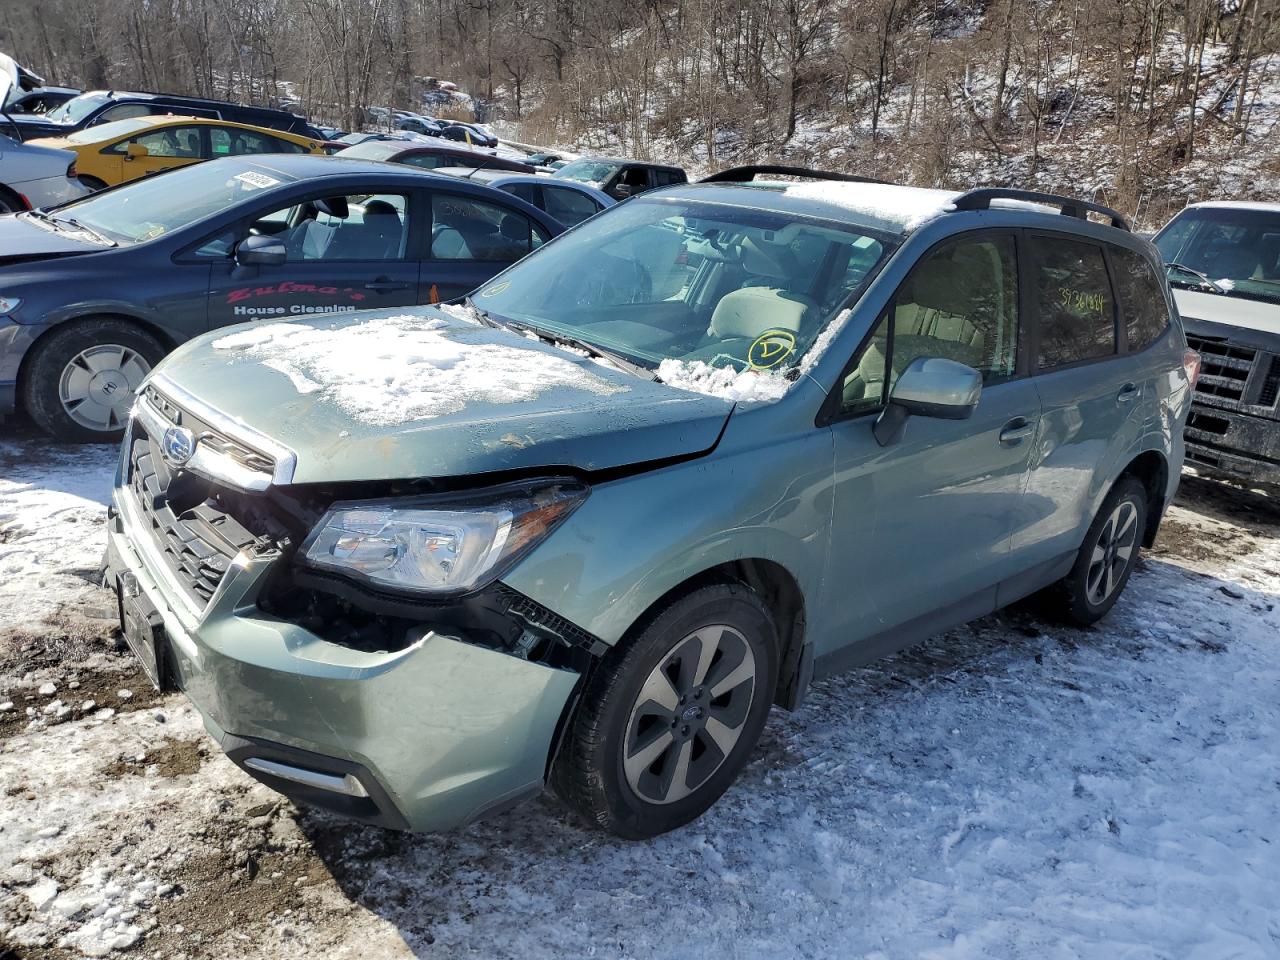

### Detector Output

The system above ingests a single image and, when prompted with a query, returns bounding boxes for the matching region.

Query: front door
[823,231,1041,659]
[110,124,206,184]
[207,188,421,329]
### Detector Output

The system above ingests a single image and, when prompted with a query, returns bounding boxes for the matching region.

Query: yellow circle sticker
[481,281,510,297]
[748,329,797,369]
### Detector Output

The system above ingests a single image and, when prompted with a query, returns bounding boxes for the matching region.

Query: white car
[0,132,91,212]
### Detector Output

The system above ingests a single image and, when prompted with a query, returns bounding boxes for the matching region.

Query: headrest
[500,214,529,242]
[315,196,349,218]
[363,199,399,219]
[709,286,808,341]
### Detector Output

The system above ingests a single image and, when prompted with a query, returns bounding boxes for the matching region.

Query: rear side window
[1032,237,1116,369]
[431,193,548,261]
[400,153,448,170]
[542,186,600,227]
[1110,247,1170,352]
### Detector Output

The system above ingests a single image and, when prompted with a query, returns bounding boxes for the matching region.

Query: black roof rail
[952,187,1131,231]
[701,164,888,186]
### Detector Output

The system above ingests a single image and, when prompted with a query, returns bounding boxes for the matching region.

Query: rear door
[205,185,422,329]
[424,189,552,301]
[1013,232,1147,565]
[824,230,1042,655]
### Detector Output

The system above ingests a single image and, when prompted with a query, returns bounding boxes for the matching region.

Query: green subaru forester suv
[105,167,1198,839]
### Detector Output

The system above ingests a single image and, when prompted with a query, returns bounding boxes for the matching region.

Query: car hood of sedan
[151,306,736,484]
[0,213,101,263]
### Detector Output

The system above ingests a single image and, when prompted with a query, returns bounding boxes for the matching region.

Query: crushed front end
[104,379,597,832]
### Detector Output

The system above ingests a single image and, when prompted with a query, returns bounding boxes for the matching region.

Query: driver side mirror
[873,356,982,447]
[124,142,149,160]
[611,184,633,200]
[235,234,287,267]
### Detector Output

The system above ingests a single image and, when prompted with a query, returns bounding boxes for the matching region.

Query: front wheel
[552,584,778,839]
[1050,476,1148,625]
[22,319,164,443]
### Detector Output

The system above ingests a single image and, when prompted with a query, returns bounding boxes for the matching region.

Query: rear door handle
[1117,382,1139,403]
[364,279,412,292]
[999,417,1036,445]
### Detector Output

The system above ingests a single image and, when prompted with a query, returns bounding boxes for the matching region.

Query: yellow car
[30,116,324,189]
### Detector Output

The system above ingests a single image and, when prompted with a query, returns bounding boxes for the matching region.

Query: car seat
[328,199,403,259]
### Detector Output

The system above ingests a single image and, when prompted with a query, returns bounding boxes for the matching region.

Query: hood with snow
[152,306,740,485]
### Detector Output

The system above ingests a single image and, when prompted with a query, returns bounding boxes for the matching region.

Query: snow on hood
[657,359,790,403]
[211,312,627,425]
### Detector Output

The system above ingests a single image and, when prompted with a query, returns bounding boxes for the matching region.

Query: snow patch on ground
[211,312,628,424]
[657,358,790,402]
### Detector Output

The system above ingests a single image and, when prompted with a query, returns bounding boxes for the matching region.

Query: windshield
[475,198,894,373]
[65,117,156,144]
[46,92,109,124]
[1155,207,1280,305]
[556,159,618,185]
[49,161,298,244]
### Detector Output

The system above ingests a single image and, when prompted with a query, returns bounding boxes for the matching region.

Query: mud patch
[100,738,206,780]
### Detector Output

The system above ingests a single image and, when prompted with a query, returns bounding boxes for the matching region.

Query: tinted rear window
[1032,236,1116,369]
[1110,247,1170,352]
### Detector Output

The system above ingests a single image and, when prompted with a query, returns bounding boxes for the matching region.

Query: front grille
[1185,334,1255,403]
[143,385,277,478]
[1259,356,1280,408]
[1186,410,1230,436]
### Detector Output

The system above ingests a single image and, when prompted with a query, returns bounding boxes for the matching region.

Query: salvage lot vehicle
[0,130,91,211]
[30,115,325,189]
[553,156,687,201]
[336,137,534,173]
[0,155,562,440]
[3,89,325,142]
[5,85,80,115]
[1154,201,1280,485]
[102,168,1195,839]
[434,166,614,226]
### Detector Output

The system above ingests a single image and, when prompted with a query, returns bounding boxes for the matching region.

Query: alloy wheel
[58,344,151,433]
[1086,499,1139,605]
[623,624,757,805]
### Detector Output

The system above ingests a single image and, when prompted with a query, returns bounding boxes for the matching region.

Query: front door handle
[364,278,412,292]
[999,417,1036,445]
[1117,382,1139,404]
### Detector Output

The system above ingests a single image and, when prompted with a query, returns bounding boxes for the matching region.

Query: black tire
[0,186,24,214]
[552,583,778,839]
[22,319,165,443]
[1049,476,1148,626]
[78,175,108,192]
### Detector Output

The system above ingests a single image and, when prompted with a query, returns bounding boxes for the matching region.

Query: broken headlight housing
[298,479,588,597]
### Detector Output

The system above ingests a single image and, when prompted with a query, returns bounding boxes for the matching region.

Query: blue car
[433,167,614,227]
[0,155,564,441]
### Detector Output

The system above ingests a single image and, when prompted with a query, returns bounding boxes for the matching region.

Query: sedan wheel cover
[1086,500,1139,605]
[58,344,151,432]
[623,624,757,805]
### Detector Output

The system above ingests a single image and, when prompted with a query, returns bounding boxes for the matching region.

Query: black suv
[2,90,323,141]
[552,157,687,201]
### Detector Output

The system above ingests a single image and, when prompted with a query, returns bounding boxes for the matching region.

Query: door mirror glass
[873,356,982,446]
[235,233,287,267]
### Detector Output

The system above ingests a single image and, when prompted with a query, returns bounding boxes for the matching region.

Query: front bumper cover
[104,484,582,833]
[1185,402,1280,485]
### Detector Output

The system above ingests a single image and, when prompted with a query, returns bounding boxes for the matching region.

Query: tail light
[1182,348,1202,390]
[66,160,77,179]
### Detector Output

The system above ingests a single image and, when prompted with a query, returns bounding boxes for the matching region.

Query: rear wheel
[1049,476,1148,625]
[22,319,164,443]
[552,584,777,839]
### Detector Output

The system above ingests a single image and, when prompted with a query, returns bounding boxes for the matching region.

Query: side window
[209,128,280,157]
[107,126,203,158]
[267,135,308,155]
[431,193,546,261]
[502,182,540,206]
[841,234,1019,415]
[96,104,154,124]
[542,186,600,227]
[259,193,409,262]
[192,229,237,259]
[618,167,650,191]
[401,153,446,170]
[1110,247,1170,353]
[1031,236,1116,368]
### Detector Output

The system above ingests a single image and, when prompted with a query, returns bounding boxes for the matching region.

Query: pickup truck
[1153,201,1280,485]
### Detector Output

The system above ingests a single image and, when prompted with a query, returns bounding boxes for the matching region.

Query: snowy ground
[2,421,1278,959]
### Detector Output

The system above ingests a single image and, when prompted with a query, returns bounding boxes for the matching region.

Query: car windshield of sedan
[474,197,894,378]
[41,162,299,245]
[45,92,110,125]
[1155,207,1280,305]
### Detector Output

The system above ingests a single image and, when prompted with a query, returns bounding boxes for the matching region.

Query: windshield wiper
[51,215,116,247]
[461,295,501,328]
[1166,262,1226,294]
[509,320,657,381]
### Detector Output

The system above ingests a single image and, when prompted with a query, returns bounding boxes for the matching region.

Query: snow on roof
[776,181,960,232]
[211,311,627,425]
[1186,200,1280,213]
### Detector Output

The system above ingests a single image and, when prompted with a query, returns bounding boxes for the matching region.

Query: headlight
[299,479,588,596]
[0,297,21,315]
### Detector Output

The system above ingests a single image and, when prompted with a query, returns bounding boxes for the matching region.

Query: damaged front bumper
[103,481,583,833]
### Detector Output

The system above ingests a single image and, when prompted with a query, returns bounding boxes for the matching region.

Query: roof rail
[952,188,1130,231]
[701,164,888,185]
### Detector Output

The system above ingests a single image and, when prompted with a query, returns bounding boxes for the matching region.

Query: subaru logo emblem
[161,426,196,466]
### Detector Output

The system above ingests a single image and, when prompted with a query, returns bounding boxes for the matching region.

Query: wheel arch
[0,183,28,213]
[1114,448,1170,547]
